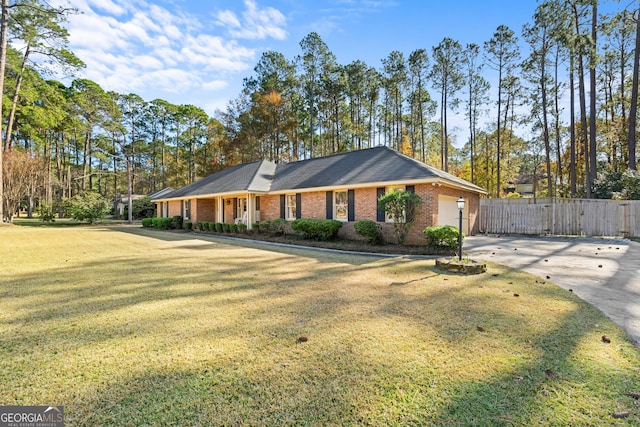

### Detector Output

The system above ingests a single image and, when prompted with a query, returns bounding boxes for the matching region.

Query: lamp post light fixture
[457,196,465,261]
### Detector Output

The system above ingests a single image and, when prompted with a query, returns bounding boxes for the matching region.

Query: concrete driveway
[464,235,640,345]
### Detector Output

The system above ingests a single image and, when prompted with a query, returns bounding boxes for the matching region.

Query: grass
[1,225,640,426]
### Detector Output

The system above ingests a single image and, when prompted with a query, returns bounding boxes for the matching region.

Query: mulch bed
[193,230,454,256]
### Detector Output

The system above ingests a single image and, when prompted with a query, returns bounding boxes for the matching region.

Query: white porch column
[217,196,224,222]
[247,194,254,230]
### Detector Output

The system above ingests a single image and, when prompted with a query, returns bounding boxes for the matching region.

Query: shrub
[170,215,183,230]
[152,217,173,230]
[258,220,270,233]
[250,222,260,233]
[64,191,111,224]
[267,218,289,236]
[378,189,422,244]
[221,223,230,232]
[141,218,154,228]
[183,221,192,231]
[424,225,463,250]
[229,223,238,233]
[354,220,383,244]
[37,202,57,223]
[291,218,343,241]
[197,222,204,230]
[237,223,247,233]
[132,196,156,219]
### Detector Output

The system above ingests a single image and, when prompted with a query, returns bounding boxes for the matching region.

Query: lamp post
[457,196,465,261]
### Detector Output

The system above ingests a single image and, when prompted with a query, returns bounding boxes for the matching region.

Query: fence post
[621,203,628,238]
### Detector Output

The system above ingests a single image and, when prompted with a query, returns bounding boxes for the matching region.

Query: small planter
[435,257,487,275]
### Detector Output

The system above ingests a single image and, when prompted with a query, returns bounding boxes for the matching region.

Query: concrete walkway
[464,235,640,345]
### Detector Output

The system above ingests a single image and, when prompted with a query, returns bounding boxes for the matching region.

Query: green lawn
[1,225,639,426]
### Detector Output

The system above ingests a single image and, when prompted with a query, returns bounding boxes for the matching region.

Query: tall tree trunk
[553,46,563,192]
[588,3,598,197]
[0,0,10,221]
[541,56,553,198]
[4,43,30,151]
[628,6,640,170]
[496,62,503,198]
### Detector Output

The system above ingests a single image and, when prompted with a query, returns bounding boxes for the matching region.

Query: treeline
[1,0,640,221]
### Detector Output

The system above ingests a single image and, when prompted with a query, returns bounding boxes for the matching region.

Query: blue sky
[63,0,544,137]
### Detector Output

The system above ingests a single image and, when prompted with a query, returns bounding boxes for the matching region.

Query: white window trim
[184,199,191,220]
[285,194,297,221]
[334,190,348,222]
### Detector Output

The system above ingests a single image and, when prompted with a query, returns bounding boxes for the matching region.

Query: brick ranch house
[152,146,487,244]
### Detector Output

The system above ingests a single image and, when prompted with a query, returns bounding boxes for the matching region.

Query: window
[184,200,191,220]
[285,194,297,220]
[334,190,348,221]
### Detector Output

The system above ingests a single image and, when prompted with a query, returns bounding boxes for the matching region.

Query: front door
[237,197,248,223]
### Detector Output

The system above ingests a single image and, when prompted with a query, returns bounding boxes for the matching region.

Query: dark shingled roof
[270,146,483,191]
[160,160,276,199]
[156,146,485,200]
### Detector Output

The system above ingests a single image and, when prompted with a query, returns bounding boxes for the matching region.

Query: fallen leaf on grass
[477,326,485,332]
[545,369,556,379]
[513,293,520,297]
[627,391,640,400]
[297,336,308,343]
[602,335,611,344]
[612,411,629,419]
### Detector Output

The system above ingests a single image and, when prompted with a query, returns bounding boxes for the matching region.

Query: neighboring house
[114,193,147,216]
[506,175,536,198]
[152,147,487,244]
[115,188,173,216]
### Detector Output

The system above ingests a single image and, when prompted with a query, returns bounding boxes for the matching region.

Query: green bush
[37,202,57,223]
[215,222,223,232]
[378,189,422,244]
[183,221,192,231]
[221,223,229,232]
[64,191,111,224]
[170,215,183,230]
[132,196,156,219]
[258,220,270,233]
[238,223,248,233]
[354,220,383,244]
[423,225,463,250]
[267,218,289,236]
[141,218,154,228]
[251,222,260,232]
[152,217,173,230]
[291,218,343,241]
[229,223,238,233]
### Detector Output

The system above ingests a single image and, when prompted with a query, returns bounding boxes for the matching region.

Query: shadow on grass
[2,227,640,425]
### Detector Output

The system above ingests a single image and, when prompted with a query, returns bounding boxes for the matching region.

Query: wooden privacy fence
[479,198,640,238]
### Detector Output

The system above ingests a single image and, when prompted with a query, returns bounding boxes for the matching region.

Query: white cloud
[86,0,128,16]
[202,79,228,91]
[218,0,287,40]
[61,0,290,114]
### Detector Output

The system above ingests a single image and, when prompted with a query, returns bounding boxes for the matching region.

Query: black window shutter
[406,186,415,222]
[180,200,184,217]
[255,196,260,210]
[296,193,302,219]
[376,187,385,222]
[348,190,355,222]
[280,195,285,219]
[326,191,333,219]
